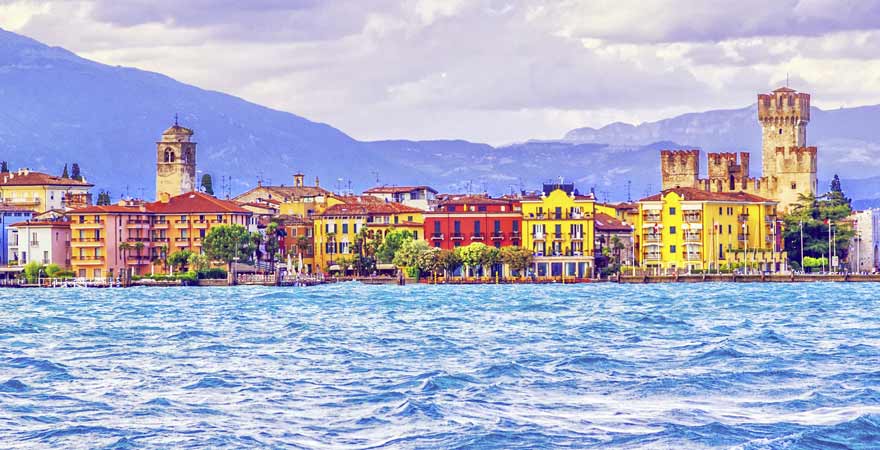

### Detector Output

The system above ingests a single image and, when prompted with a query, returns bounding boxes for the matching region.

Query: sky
[2,0,880,146]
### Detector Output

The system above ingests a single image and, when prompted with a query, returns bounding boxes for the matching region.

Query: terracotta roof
[9,220,70,228]
[233,185,331,202]
[773,86,796,93]
[639,187,775,203]
[70,205,142,214]
[364,185,438,194]
[594,213,633,232]
[319,197,422,217]
[0,170,92,187]
[163,124,194,136]
[147,191,250,214]
[437,195,513,206]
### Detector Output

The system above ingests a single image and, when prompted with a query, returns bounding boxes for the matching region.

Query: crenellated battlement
[660,150,700,190]
[707,151,750,180]
[774,146,817,173]
[758,87,810,123]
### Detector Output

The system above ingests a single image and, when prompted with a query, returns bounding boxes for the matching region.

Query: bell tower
[156,118,197,199]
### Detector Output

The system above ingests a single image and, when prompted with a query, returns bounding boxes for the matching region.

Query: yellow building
[0,168,93,212]
[636,187,786,273]
[520,184,596,278]
[312,196,423,272]
[233,173,340,218]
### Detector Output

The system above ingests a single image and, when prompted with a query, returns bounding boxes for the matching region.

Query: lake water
[1,283,879,449]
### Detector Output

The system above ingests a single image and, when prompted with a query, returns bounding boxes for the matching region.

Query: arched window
[164,148,175,163]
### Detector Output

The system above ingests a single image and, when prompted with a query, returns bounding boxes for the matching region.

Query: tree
[167,249,194,272]
[71,163,82,181]
[456,242,491,278]
[45,263,62,278]
[376,229,413,263]
[437,249,462,278]
[501,246,533,277]
[203,224,256,272]
[118,242,132,275]
[783,182,855,271]
[187,253,210,273]
[23,261,43,283]
[417,247,444,275]
[61,164,69,178]
[262,222,281,270]
[96,191,111,206]
[153,244,169,272]
[0,161,8,173]
[392,239,430,272]
[201,174,214,195]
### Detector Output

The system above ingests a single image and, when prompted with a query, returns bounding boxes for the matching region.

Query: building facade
[660,87,817,212]
[312,196,423,271]
[636,187,786,273]
[156,122,197,199]
[423,195,521,250]
[8,220,70,267]
[848,209,880,273]
[364,185,438,211]
[520,184,596,278]
[0,206,35,264]
[0,169,93,212]
[69,192,251,278]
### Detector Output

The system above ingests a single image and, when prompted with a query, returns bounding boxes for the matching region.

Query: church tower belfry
[156,119,197,199]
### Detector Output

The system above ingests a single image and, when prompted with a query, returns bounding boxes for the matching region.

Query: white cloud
[1,0,880,144]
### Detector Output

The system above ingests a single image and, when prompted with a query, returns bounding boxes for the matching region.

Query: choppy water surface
[1,283,879,449]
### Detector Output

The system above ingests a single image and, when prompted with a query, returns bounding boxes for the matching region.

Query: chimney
[315,176,320,187]
[159,192,171,203]
[294,173,304,187]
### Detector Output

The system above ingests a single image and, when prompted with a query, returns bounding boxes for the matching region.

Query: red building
[423,195,522,250]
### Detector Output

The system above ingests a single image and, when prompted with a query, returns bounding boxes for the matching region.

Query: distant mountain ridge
[0,28,878,205]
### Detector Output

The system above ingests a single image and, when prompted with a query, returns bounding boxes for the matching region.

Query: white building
[7,220,71,267]
[848,209,880,273]
[363,185,437,211]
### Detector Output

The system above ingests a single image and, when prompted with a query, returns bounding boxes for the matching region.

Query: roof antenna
[174,113,179,126]
[786,73,789,87]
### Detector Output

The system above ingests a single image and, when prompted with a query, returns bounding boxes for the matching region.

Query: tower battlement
[660,149,700,190]
[774,146,818,173]
[707,152,750,180]
[758,88,810,123]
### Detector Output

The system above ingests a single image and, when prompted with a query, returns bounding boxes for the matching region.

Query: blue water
[1,283,879,449]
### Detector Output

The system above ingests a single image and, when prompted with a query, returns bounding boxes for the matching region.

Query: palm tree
[134,242,145,268]
[118,242,132,279]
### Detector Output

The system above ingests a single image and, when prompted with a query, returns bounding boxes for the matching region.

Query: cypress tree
[61,164,69,178]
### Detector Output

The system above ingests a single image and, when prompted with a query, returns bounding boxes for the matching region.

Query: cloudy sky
[2,0,880,145]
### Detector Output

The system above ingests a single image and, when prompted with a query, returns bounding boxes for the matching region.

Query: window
[669,226,676,234]
[474,221,481,235]
[433,222,440,233]
[412,231,418,240]
[454,241,461,247]
[434,242,441,248]
[718,207,722,215]
[670,245,677,254]
[791,182,797,190]
[493,220,501,232]
[779,128,783,135]
[447,205,456,212]
[513,220,519,233]
[454,221,461,233]
[407,216,413,222]
[478,206,487,212]
[342,223,348,234]
[728,225,732,234]
[669,207,676,215]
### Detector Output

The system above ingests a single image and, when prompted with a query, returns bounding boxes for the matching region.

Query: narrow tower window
[778,128,783,135]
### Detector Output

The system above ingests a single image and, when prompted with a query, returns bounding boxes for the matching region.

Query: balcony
[683,214,702,223]
[74,221,104,229]
[174,220,189,228]
[471,232,484,241]
[684,233,701,243]
[738,214,749,222]
[645,253,661,261]
[125,255,150,265]
[152,220,169,228]
[570,233,584,240]
[533,232,545,241]
[685,252,702,261]
[645,234,662,243]
[738,233,748,242]
[151,237,170,243]
[642,214,661,222]
[126,237,151,243]
[765,216,777,224]
[71,237,104,247]
[29,241,40,247]
[431,232,444,240]
[192,220,209,229]
[510,231,521,239]
[491,232,505,240]
[72,256,104,265]
[451,232,464,240]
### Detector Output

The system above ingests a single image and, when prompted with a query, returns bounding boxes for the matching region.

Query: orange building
[69,192,251,278]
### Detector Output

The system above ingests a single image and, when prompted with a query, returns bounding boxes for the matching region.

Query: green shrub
[197,268,227,279]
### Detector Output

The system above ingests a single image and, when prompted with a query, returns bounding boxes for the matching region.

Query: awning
[328,265,341,271]
[376,263,396,271]
[0,267,23,272]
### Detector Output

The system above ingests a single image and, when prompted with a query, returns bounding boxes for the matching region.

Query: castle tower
[758,87,810,177]
[660,150,700,190]
[156,120,197,199]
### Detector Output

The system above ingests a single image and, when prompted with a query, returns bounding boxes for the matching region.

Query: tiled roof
[437,195,512,206]
[594,213,633,232]
[9,220,70,228]
[70,205,142,214]
[364,185,438,194]
[639,187,775,203]
[147,191,250,214]
[319,196,422,217]
[163,124,194,135]
[0,170,93,187]
[0,205,35,212]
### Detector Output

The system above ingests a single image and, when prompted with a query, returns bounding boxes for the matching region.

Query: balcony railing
[738,214,749,222]
[491,232,505,240]
[471,232,484,240]
[765,216,777,224]
[570,233,584,240]
[553,232,564,240]
[738,233,748,241]
[152,237,170,242]
[683,214,702,223]
[685,253,702,261]
[451,233,464,240]
[645,253,661,261]
[29,241,40,247]
[73,237,104,243]
[73,256,104,261]
[175,237,190,242]
[533,232,545,240]
[431,232,444,240]
[642,214,661,222]
[645,234,662,243]
[684,234,701,243]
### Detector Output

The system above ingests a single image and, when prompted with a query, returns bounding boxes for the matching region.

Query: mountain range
[1,28,878,206]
